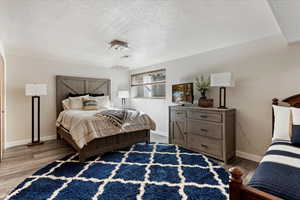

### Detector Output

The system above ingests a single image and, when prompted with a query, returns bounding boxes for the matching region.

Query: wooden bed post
[229,167,243,200]
[272,98,279,105]
[272,98,279,135]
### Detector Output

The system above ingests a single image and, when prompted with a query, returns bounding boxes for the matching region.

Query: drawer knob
[200,115,208,118]
[201,144,208,148]
[201,129,208,132]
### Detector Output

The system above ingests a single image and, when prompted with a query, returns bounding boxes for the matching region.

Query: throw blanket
[95,109,143,127]
[248,140,300,200]
[56,109,156,149]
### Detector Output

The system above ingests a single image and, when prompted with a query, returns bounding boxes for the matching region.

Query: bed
[229,94,300,200]
[56,75,153,162]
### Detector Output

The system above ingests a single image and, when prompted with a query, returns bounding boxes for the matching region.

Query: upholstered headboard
[56,76,111,116]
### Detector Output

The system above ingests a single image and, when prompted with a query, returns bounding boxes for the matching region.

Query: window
[131,69,166,98]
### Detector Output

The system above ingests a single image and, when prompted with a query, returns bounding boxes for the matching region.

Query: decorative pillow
[89,96,111,109]
[83,99,98,110]
[272,105,292,141]
[62,99,70,110]
[68,95,89,109]
[291,107,300,146]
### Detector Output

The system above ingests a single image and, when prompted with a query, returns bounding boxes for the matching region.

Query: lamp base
[218,87,228,109]
[27,141,44,147]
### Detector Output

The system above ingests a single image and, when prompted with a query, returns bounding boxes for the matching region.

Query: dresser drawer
[187,134,222,158]
[171,110,187,121]
[187,120,222,139]
[188,111,222,123]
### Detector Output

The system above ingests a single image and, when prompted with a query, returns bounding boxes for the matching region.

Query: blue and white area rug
[6,143,229,200]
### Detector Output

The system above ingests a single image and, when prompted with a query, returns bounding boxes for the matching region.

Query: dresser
[169,105,236,163]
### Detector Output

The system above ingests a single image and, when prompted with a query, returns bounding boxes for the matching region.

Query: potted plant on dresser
[195,75,213,107]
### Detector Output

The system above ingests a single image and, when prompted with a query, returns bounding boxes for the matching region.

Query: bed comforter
[56,108,156,149]
[248,140,300,200]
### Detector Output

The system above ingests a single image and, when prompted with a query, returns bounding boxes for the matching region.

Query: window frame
[131,69,166,99]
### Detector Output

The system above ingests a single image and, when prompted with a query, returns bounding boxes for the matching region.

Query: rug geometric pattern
[5,143,229,200]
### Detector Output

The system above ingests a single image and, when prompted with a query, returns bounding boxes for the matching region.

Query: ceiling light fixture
[109,40,129,51]
[121,55,130,59]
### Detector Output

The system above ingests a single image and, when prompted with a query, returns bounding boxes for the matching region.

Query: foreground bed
[56,76,152,162]
[230,94,300,200]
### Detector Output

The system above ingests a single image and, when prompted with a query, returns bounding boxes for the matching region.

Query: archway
[0,54,4,160]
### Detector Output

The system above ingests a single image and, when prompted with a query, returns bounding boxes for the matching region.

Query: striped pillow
[69,95,89,109]
[83,99,98,110]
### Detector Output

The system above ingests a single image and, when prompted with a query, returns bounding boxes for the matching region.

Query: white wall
[5,55,129,148]
[0,41,5,58]
[131,35,300,158]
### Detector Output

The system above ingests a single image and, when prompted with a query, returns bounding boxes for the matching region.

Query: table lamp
[210,72,235,109]
[118,90,129,109]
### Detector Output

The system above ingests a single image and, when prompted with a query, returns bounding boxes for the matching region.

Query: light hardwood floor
[0,133,257,199]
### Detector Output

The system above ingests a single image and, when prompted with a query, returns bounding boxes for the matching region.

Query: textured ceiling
[268,0,300,43]
[0,0,280,68]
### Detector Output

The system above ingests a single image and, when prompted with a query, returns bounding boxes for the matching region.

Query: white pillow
[62,99,70,110]
[89,96,111,109]
[68,95,89,110]
[291,107,300,125]
[273,105,291,141]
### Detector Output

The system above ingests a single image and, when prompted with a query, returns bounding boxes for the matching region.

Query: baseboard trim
[236,150,262,163]
[5,135,57,149]
[5,134,262,163]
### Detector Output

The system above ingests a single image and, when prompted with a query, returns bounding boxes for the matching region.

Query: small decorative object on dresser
[195,75,214,107]
[198,98,214,108]
[169,105,235,163]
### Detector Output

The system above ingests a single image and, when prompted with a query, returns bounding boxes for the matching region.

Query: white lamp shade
[118,90,129,99]
[25,84,48,96]
[210,72,235,87]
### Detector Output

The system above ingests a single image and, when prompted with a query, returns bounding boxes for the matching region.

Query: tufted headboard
[56,75,111,116]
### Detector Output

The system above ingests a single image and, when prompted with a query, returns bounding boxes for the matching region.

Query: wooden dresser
[169,105,236,163]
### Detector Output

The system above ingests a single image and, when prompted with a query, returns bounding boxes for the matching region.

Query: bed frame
[229,94,300,200]
[56,75,150,162]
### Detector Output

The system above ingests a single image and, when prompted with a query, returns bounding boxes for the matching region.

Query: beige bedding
[56,108,156,149]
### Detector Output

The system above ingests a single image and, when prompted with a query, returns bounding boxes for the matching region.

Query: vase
[198,98,214,107]
[200,91,207,99]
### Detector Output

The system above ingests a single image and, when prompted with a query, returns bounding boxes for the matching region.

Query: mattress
[56,108,156,149]
[248,140,300,200]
